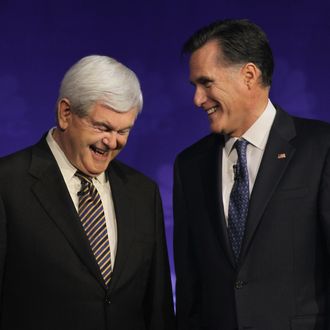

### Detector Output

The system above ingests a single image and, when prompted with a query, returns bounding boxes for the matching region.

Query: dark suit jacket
[173,107,330,330]
[0,137,175,330]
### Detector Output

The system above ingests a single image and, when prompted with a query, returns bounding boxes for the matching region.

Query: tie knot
[235,139,248,155]
[75,171,93,185]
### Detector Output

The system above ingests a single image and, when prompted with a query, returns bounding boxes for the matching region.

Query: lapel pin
[277,153,286,159]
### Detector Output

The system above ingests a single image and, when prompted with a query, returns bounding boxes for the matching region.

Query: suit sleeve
[143,185,176,330]
[319,148,330,318]
[0,195,7,314]
[173,158,201,330]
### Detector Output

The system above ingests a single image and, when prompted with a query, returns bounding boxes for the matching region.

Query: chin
[210,125,224,134]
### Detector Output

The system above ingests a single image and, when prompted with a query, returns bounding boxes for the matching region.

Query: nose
[102,131,118,150]
[193,86,207,108]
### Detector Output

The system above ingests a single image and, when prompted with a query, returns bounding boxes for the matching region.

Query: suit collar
[197,134,237,268]
[29,137,107,288]
[29,137,136,291]
[200,108,297,268]
[105,162,135,293]
[239,106,296,263]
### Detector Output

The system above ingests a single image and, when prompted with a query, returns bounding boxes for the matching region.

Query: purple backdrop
[1,0,330,292]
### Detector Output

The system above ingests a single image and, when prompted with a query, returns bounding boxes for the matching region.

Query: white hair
[57,55,143,116]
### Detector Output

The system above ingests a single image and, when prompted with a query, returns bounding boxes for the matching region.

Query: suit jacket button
[235,280,246,289]
[105,297,111,305]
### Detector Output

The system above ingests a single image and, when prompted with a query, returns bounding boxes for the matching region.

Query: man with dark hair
[174,19,330,329]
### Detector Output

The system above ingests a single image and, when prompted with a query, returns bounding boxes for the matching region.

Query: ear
[57,98,72,130]
[241,63,261,89]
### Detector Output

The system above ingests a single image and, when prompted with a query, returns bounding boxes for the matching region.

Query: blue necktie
[75,171,112,286]
[228,139,249,262]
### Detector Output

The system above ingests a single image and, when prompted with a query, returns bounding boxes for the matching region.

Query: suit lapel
[106,162,135,293]
[29,138,106,288]
[240,108,296,261]
[199,135,236,268]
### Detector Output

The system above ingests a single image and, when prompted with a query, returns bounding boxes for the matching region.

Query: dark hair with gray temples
[182,19,274,87]
[57,55,143,117]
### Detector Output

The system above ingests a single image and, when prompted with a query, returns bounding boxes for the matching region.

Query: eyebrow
[190,76,214,86]
[93,120,133,132]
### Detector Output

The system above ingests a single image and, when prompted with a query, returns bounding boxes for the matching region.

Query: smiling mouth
[90,145,109,156]
[206,106,217,115]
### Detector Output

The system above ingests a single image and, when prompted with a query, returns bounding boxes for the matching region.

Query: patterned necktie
[228,139,249,262]
[75,171,112,286]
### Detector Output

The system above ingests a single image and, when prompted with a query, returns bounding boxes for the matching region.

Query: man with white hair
[0,55,175,330]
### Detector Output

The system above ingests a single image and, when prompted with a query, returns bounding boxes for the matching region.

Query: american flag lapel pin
[277,153,286,159]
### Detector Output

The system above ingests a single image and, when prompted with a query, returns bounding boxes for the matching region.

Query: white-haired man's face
[54,100,138,176]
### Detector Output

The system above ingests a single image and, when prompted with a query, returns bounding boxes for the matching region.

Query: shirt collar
[46,128,107,185]
[224,99,276,156]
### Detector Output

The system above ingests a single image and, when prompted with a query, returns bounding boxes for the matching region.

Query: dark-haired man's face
[189,40,252,137]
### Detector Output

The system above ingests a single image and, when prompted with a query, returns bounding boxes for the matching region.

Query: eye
[202,80,212,88]
[118,129,130,136]
[197,77,213,88]
[94,125,108,132]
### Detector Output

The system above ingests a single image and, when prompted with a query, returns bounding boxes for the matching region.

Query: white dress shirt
[46,128,117,264]
[222,100,276,223]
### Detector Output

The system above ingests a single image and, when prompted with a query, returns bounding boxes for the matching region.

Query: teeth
[206,106,217,115]
[90,146,106,155]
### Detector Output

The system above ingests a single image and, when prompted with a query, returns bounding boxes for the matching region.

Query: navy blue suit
[174,107,330,329]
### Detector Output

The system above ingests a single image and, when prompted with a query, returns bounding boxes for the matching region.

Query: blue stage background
[1,0,330,293]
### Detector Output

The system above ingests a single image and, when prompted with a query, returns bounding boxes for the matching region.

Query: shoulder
[273,106,330,158]
[0,145,38,199]
[293,116,330,137]
[0,145,34,174]
[109,159,158,191]
[293,117,330,156]
[0,135,52,176]
[0,133,50,166]
[275,105,330,137]
[175,133,222,165]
